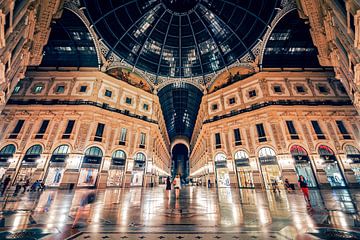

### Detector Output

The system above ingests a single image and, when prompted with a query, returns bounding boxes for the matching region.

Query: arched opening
[107,150,126,187]
[45,144,70,187]
[171,144,189,183]
[0,144,16,180]
[78,146,103,187]
[258,147,282,189]
[345,145,360,184]
[16,145,43,183]
[318,145,346,187]
[234,150,253,188]
[214,153,231,188]
[290,145,317,187]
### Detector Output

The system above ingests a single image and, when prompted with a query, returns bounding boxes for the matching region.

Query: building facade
[190,71,360,188]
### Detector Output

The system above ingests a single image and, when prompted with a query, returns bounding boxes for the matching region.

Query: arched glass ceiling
[81,0,280,78]
[262,10,321,68]
[40,9,98,68]
[158,83,203,141]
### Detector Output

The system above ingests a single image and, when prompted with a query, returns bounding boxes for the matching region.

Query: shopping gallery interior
[0,0,360,239]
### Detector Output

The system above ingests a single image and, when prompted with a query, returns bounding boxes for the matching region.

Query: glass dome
[81,0,280,78]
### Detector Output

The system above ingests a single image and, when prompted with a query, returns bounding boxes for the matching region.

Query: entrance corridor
[0,186,359,239]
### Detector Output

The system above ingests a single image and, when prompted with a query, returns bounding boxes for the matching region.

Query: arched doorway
[318,145,346,187]
[290,145,317,187]
[45,144,70,187]
[78,146,103,187]
[17,145,43,182]
[0,144,16,180]
[214,153,230,188]
[131,152,146,187]
[345,145,360,184]
[171,144,189,183]
[234,150,253,188]
[258,147,282,189]
[107,150,126,187]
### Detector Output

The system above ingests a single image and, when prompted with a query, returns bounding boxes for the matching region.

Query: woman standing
[298,175,311,206]
[165,176,171,198]
[173,174,181,199]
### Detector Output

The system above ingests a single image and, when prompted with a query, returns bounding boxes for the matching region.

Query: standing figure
[173,175,181,199]
[165,176,171,198]
[208,179,211,188]
[1,175,11,195]
[298,175,311,206]
[272,179,280,193]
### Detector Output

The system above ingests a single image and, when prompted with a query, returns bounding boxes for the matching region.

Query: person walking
[298,175,311,206]
[272,179,280,193]
[23,179,30,193]
[173,174,181,199]
[1,175,11,195]
[208,179,211,188]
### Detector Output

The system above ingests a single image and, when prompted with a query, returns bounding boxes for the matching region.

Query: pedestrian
[1,175,11,195]
[72,191,96,228]
[208,179,211,188]
[166,176,171,190]
[298,175,311,206]
[23,179,30,193]
[272,179,280,193]
[173,174,181,199]
[284,178,293,192]
[14,179,22,196]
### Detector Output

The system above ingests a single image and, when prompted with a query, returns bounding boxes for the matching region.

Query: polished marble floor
[0,186,359,239]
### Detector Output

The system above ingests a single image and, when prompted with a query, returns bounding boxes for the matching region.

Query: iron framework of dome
[80,0,281,79]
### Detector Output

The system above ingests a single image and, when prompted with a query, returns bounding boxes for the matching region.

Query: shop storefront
[0,144,16,180]
[16,145,43,182]
[318,145,346,187]
[290,145,317,187]
[258,147,282,190]
[215,153,231,188]
[234,150,254,188]
[77,146,103,187]
[45,145,69,187]
[131,152,146,187]
[344,145,360,184]
[107,150,126,187]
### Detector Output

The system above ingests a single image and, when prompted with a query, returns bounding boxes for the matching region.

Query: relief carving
[75,122,91,151]
[19,122,34,151]
[301,123,314,152]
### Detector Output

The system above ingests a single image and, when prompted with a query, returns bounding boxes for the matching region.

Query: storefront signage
[0,154,11,162]
[22,154,40,163]
[259,156,277,165]
[320,155,336,163]
[83,156,102,165]
[293,155,309,164]
[348,154,360,164]
[50,154,68,163]
[215,160,227,168]
[235,158,250,167]
[133,160,146,170]
[112,158,125,166]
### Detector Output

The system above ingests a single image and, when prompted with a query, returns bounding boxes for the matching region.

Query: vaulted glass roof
[81,0,280,78]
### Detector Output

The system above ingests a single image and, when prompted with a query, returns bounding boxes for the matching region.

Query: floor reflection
[0,186,359,238]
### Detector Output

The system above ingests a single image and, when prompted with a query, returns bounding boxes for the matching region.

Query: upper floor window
[296,86,305,93]
[229,97,236,105]
[79,85,87,93]
[336,120,351,139]
[286,121,299,139]
[125,97,132,105]
[34,85,43,94]
[62,120,75,139]
[139,132,146,148]
[273,85,282,93]
[94,123,105,142]
[215,133,221,149]
[56,85,65,93]
[13,85,21,94]
[35,120,50,139]
[105,90,112,97]
[248,90,257,98]
[211,104,218,111]
[311,121,325,139]
[9,120,25,139]
[318,85,329,94]
[233,128,242,146]
[119,128,127,145]
[256,123,267,142]
[143,104,149,111]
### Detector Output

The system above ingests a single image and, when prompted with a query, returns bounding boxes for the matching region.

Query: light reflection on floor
[0,186,359,239]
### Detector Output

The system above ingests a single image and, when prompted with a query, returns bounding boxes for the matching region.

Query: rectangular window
[311,121,325,139]
[336,120,351,139]
[119,128,127,145]
[143,104,149,111]
[296,86,305,93]
[273,85,282,93]
[105,89,112,97]
[35,120,49,139]
[79,86,87,92]
[13,85,21,94]
[62,120,75,139]
[94,123,105,142]
[9,120,25,139]
[249,90,257,98]
[211,104,218,110]
[139,132,146,148]
[34,85,43,93]
[256,123,267,142]
[229,97,236,105]
[125,97,132,104]
[56,85,65,93]
[286,121,299,139]
[215,133,221,149]
[233,128,242,146]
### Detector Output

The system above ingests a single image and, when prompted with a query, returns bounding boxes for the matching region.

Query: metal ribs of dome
[81,0,280,79]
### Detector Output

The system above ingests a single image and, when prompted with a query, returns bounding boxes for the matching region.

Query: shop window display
[131,152,146,187]
[345,145,360,184]
[45,145,69,187]
[258,147,282,189]
[78,146,103,187]
[107,150,126,187]
[290,145,317,187]
[0,144,16,180]
[215,153,231,188]
[318,145,346,187]
[234,151,253,188]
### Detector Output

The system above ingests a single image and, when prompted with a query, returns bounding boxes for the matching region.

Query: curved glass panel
[290,145,308,156]
[0,144,16,155]
[81,0,280,78]
[318,145,334,156]
[53,145,70,155]
[234,150,249,160]
[345,145,360,155]
[258,147,276,157]
[135,152,146,161]
[215,153,227,161]
[85,146,103,157]
[26,145,43,155]
[112,150,126,159]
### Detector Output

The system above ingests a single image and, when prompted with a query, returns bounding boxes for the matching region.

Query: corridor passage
[0,186,359,239]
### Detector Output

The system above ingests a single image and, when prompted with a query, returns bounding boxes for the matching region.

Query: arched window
[53,145,70,155]
[112,150,126,159]
[234,151,249,160]
[318,145,334,156]
[258,147,276,158]
[85,146,103,157]
[135,152,146,161]
[290,145,308,156]
[0,144,16,155]
[25,145,43,155]
[215,153,227,161]
[345,145,360,155]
